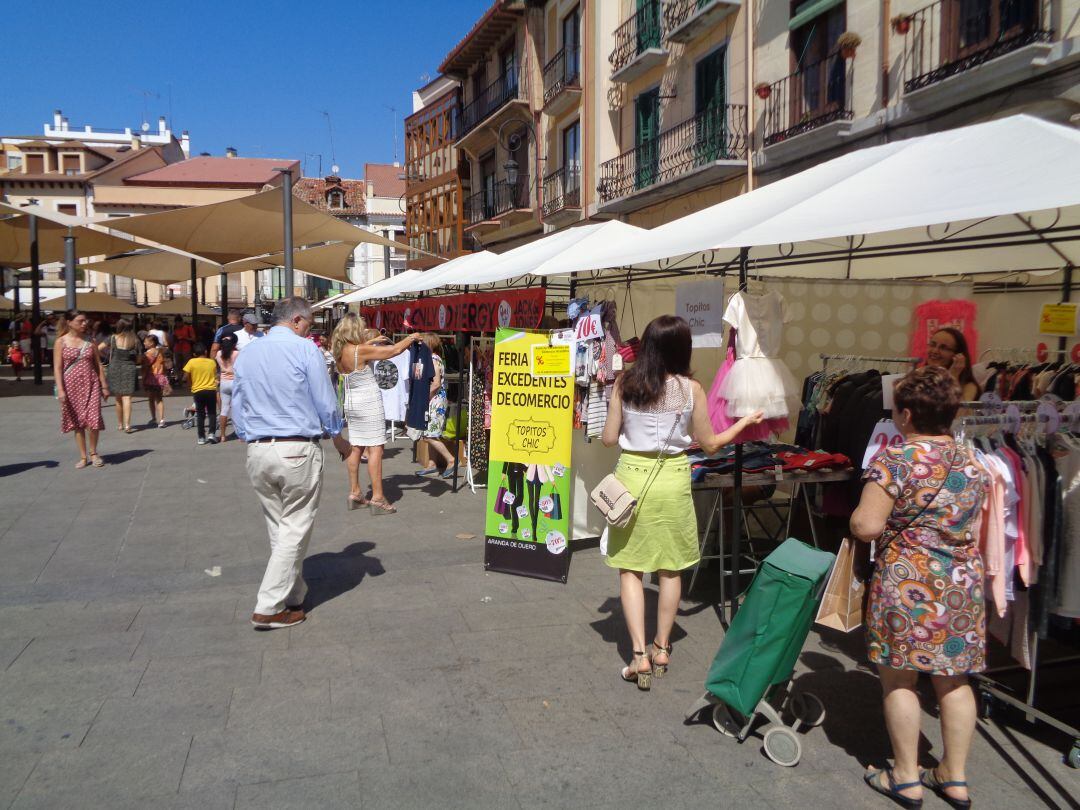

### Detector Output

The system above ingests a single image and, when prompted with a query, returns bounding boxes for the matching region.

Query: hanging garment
[405,342,435,431]
[718,291,799,419]
[378,353,410,423]
[707,344,789,442]
[1052,437,1080,618]
[586,380,607,439]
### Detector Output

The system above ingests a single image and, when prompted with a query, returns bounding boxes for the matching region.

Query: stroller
[685,538,835,767]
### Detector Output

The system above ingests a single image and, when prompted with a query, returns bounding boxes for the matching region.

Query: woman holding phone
[925,328,980,401]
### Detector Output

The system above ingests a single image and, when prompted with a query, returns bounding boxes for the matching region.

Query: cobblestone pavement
[0,382,1077,808]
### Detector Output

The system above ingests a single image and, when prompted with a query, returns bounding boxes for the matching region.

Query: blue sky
[3,0,491,177]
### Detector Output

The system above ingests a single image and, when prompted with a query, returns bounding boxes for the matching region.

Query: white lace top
[619,375,694,454]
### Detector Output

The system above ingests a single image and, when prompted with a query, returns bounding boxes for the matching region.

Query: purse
[590,380,687,528]
[493,475,509,517]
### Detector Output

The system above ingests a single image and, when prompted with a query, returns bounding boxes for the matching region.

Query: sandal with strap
[90,454,104,468]
[864,768,923,809]
[369,499,397,515]
[620,650,652,691]
[920,768,971,809]
[650,640,672,678]
[75,457,88,469]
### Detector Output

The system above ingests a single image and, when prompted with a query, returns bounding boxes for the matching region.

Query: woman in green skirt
[601,315,762,689]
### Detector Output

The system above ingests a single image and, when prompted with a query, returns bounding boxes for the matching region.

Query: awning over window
[789,0,843,30]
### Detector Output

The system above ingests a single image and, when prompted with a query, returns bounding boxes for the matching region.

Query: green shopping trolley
[685,538,836,767]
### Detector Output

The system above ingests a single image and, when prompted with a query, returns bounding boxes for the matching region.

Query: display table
[689,467,856,618]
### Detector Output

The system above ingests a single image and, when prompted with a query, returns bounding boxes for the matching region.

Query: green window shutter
[789,0,843,31]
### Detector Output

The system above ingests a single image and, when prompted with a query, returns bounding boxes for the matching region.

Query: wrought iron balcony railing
[465,176,531,226]
[762,54,853,147]
[596,104,747,204]
[461,69,526,135]
[663,0,722,33]
[541,166,581,218]
[902,0,1052,92]
[610,0,664,74]
[543,46,581,106]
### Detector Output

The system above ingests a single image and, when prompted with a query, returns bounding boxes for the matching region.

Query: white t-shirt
[149,329,168,349]
[234,328,261,350]
[379,353,410,422]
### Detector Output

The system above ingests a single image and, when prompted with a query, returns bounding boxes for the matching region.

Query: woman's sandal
[90,454,104,468]
[369,499,397,515]
[864,768,923,809]
[650,640,672,678]
[347,495,369,511]
[920,767,971,809]
[620,650,652,691]
[75,457,88,469]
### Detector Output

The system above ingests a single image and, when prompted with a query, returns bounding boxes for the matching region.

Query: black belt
[248,435,321,444]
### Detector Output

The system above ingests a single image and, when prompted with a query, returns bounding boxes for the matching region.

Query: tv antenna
[384,104,399,164]
[321,111,338,173]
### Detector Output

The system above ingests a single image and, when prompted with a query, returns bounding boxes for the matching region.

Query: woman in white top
[215,335,238,442]
[331,314,421,514]
[602,315,762,690]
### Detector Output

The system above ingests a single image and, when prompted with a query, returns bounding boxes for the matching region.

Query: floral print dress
[863,438,989,675]
[423,354,448,439]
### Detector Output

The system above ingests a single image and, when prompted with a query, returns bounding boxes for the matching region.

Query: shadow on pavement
[589,592,689,664]
[303,541,385,611]
[101,448,154,465]
[0,459,60,477]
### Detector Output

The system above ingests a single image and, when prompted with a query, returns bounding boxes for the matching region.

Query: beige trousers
[246,440,324,615]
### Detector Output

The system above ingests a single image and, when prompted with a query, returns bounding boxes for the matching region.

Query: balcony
[901,0,1053,108]
[458,70,530,154]
[663,0,741,43]
[543,46,582,117]
[761,54,854,163]
[610,0,668,83]
[541,166,582,225]
[596,104,747,214]
[464,176,532,236]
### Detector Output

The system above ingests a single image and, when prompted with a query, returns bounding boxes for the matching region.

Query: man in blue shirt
[232,297,350,630]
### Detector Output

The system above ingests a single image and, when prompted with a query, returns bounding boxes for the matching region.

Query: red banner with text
[360,289,546,333]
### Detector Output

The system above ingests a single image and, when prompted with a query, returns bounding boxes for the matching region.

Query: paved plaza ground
[0,379,1078,809]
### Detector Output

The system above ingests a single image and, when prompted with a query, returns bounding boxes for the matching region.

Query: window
[636,0,663,53]
[328,190,344,209]
[500,45,518,93]
[5,153,22,170]
[57,204,77,217]
[634,87,661,190]
[25,153,44,173]
[790,1,846,119]
[563,6,581,80]
[61,154,80,175]
[695,46,728,162]
[562,120,581,202]
[480,151,498,219]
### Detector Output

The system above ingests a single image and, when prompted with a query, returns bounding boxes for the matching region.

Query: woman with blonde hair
[331,313,421,514]
[54,309,110,468]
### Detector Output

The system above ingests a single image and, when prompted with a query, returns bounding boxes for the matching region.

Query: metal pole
[64,229,77,310]
[30,214,43,386]
[220,270,228,328]
[189,259,198,330]
[1059,265,1074,357]
[278,168,294,297]
[730,246,749,619]
[451,286,469,493]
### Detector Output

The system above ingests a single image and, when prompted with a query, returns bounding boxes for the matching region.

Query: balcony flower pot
[837,32,862,59]
[891,15,912,35]
[754,82,772,100]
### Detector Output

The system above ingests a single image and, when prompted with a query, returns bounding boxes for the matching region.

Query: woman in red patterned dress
[53,309,109,468]
[851,367,988,810]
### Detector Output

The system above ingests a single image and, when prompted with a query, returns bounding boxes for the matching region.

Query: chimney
[53,109,62,129]
[180,131,191,158]
[158,116,167,134]
[393,161,400,168]
[225,147,237,158]
[131,134,141,150]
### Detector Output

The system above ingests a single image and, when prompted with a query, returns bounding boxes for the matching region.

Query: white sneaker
[197,437,207,445]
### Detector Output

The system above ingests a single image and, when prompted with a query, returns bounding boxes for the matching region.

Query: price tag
[881,374,903,411]
[861,419,903,469]
[538,496,555,514]
[502,490,516,505]
[545,530,567,555]
[520,528,532,540]
[552,463,566,477]
[574,313,603,341]
[498,522,510,535]
[516,505,529,519]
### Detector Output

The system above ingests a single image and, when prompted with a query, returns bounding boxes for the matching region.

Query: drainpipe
[745,0,754,191]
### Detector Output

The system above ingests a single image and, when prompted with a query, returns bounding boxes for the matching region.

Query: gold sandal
[74,457,88,469]
[90,454,104,468]
[620,650,652,690]
[650,640,672,678]
[347,495,369,511]
[369,499,397,515]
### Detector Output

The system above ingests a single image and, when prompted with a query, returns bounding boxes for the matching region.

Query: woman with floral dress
[53,309,109,468]
[851,366,988,810]
[415,333,455,478]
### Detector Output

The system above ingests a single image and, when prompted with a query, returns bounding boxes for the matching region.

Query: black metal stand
[29,214,42,386]
[729,247,749,619]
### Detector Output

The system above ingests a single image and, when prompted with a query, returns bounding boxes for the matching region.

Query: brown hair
[930,327,977,392]
[620,315,692,408]
[420,333,442,356]
[893,366,961,435]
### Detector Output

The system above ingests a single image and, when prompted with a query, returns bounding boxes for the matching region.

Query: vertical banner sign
[485,328,574,582]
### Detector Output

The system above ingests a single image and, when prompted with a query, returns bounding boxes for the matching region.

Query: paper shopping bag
[814,537,867,633]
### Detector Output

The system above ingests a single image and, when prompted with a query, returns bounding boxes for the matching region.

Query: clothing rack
[464,335,495,494]
[977,345,1072,362]
[819,353,920,370]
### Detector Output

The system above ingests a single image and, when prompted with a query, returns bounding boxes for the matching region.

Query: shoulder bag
[590,380,688,528]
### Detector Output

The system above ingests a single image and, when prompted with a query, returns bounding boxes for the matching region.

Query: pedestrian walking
[415,333,456,478]
[172,316,196,378]
[330,313,421,514]
[183,342,219,445]
[234,313,262,350]
[211,309,243,356]
[141,334,170,428]
[53,309,109,469]
[232,297,351,630]
[106,319,141,433]
[7,341,24,381]
[215,334,237,442]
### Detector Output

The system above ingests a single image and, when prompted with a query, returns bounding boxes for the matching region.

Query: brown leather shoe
[251,608,305,630]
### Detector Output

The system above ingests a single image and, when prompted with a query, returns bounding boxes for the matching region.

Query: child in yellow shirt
[183,343,219,445]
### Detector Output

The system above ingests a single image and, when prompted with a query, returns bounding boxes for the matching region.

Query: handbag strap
[62,340,89,379]
[635,378,690,507]
[877,441,958,553]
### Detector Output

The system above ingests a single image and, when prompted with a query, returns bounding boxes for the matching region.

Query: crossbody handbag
[590,380,688,528]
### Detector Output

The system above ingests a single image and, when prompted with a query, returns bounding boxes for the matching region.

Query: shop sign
[573,312,603,341]
[360,288,545,333]
[675,278,726,347]
[1038,303,1078,338]
[485,328,574,582]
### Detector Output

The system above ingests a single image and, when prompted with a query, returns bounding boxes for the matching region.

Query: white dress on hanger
[718,290,799,419]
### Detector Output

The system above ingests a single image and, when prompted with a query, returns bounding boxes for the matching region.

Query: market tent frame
[0,202,146,267]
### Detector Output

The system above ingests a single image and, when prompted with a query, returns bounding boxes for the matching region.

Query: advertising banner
[484,328,574,582]
[360,288,546,333]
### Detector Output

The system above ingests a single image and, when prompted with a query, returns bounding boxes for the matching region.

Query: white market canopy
[105,189,413,264]
[392,250,501,293]
[532,114,1080,281]
[339,269,424,304]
